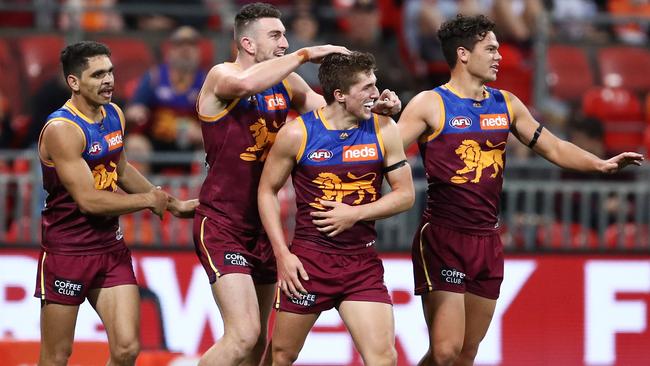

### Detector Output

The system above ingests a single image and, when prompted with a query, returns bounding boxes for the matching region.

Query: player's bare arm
[311,116,415,237]
[397,90,442,148]
[507,91,644,173]
[41,120,168,217]
[214,45,349,101]
[258,119,309,298]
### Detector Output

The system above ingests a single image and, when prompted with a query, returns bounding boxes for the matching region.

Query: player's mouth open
[364,101,375,110]
[99,89,113,97]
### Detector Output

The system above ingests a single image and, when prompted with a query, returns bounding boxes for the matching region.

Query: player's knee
[43,344,73,366]
[272,345,300,366]
[371,345,397,366]
[457,343,480,364]
[227,328,260,357]
[431,342,461,366]
[110,339,140,364]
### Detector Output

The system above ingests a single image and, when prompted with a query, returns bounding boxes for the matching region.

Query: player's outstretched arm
[41,121,168,217]
[507,91,644,173]
[116,153,198,218]
[397,90,442,149]
[258,119,308,298]
[311,116,415,237]
[210,45,350,100]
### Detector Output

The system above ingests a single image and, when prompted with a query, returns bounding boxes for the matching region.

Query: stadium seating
[537,222,599,249]
[98,37,155,101]
[597,46,650,93]
[582,86,644,152]
[546,45,594,103]
[15,35,65,95]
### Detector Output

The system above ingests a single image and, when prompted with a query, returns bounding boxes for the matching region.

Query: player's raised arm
[258,119,309,298]
[507,90,644,173]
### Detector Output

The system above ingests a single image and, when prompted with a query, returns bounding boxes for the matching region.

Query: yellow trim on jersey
[443,83,490,100]
[502,90,515,126]
[282,78,293,101]
[38,118,87,166]
[295,116,308,162]
[64,100,106,124]
[419,223,433,292]
[274,285,281,309]
[422,92,445,143]
[316,107,333,130]
[373,114,386,158]
[200,217,221,278]
[110,102,126,132]
[40,252,47,300]
[199,98,240,123]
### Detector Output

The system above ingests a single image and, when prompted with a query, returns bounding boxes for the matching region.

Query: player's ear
[334,89,345,104]
[457,46,469,64]
[67,74,80,92]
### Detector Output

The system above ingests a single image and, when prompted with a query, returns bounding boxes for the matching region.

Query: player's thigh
[88,284,140,345]
[422,290,466,346]
[271,311,320,356]
[212,273,261,333]
[462,292,496,350]
[338,300,395,356]
[40,302,80,354]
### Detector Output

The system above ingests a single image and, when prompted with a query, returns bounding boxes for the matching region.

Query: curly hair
[438,14,496,68]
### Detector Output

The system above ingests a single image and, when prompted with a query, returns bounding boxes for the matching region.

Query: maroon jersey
[196,78,292,232]
[292,108,385,253]
[39,101,126,254]
[420,85,512,233]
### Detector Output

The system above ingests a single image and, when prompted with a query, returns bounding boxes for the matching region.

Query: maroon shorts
[33,247,137,305]
[275,244,392,314]
[412,222,503,299]
[193,214,277,285]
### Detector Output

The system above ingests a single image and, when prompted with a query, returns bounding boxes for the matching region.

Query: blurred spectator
[0,92,13,148]
[331,0,415,95]
[482,0,544,45]
[124,133,153,175]
[59,0,123,31]
[287,11,322,88]
[546,0,611,42]
[120,0,208,30]
[608,0,650,44]
[125,26,206,173]
[27,75,70,148]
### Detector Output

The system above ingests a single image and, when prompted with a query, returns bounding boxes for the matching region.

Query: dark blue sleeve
[130,70,155,105]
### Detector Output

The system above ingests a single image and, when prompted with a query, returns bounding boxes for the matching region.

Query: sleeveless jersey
[40,101,126,254]
[419,85,512,233]
[292,108,385,253]
[197,78,292,232]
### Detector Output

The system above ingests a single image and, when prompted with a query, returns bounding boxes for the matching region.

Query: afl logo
[308,149,333,162]
[449,116,472,129]
[88,142,102,155]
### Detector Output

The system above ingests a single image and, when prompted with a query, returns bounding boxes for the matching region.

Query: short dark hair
[318,52,376,104]
[60,41,111,78]
[234,2,282,40]
[438,14,495,68]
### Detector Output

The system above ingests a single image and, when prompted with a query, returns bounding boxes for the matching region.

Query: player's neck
[70,95,104,122]
[322,104,359,130]
[234,52,255,70]
[446,71,487,100]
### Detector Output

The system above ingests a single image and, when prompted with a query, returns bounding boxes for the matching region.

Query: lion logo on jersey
[93,161,118,191]
[451,140,506,184]
[309,172,377,210]
[240,117,280,162]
